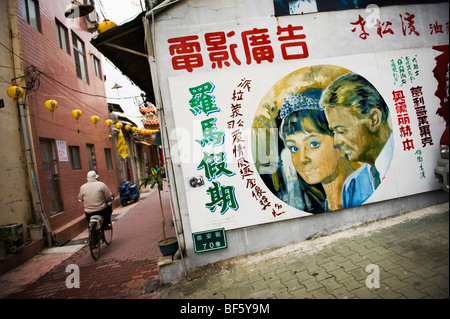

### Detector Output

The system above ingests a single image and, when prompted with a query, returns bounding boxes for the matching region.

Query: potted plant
[140,167,178,256]
[28,223,44,241]
[0,227,14,260]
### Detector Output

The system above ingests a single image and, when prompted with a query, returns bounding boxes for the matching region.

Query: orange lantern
[7,85,24,99]
[124,124,131,131]
[71,109,82,121]
[90,115,100,125]
[131,127,137,133]
[97,19,117,34]
[105,119,113,127]
[44,99,58,113]
[115,122,123,129]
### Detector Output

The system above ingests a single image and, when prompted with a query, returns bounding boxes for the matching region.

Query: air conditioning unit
[85,9,100,32]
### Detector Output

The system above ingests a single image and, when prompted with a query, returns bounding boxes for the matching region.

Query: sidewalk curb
[163,202,449,290]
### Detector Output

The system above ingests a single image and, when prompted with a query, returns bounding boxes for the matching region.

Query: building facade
[0,1,34,229]
[4,0,119,246]
[93,0,449,283]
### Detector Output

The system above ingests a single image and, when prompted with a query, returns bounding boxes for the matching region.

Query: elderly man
[78,170,114,228]
[320,72,394,208]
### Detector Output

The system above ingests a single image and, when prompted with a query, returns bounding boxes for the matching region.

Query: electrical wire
[0,40,144,101]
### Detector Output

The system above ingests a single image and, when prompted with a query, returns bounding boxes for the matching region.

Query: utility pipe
[18,98,54,247]
[143,8,188,279]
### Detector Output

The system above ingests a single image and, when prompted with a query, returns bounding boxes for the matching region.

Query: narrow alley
[1,183,175,299]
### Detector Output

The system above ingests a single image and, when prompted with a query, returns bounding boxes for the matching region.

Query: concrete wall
[160,190,448,283]
[0,0,35,228]
[149,0,449,280]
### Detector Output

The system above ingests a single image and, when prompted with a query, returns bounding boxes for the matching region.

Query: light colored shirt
[78,180,113,213]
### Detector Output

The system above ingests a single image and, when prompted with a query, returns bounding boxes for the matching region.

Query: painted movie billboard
[161,3,448,232]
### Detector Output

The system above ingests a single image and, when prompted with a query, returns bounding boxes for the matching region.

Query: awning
[90,12,155,103]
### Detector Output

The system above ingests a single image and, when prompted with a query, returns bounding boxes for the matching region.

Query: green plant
[140,167,167,240]
[0,227,13,245]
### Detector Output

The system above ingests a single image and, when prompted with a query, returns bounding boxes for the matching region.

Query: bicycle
[88,214,113,260]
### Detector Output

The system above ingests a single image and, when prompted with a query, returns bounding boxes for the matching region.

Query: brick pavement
[2,183,175,299]
[162,202,449,299]
[2,194,447,300]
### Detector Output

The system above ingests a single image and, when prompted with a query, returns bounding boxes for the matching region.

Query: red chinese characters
[277,24,309,60]
[410,86,433,147]
[168,35,203,72]
[241,28,274,64]
[205,31,241,69]
[167,24,309,72]
[392,90,415,151]
[350,11,450,40]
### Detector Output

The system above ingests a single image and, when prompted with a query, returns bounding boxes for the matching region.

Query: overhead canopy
[91,12,155,103]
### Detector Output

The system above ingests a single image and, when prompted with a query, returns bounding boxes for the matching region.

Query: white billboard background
[161,3,448,233]
[168,47,445,233]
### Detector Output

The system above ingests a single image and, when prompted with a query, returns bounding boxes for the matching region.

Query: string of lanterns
[6,85,158,136]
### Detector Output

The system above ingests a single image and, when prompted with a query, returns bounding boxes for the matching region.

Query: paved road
[162,202,449,299]
[1,191,447,301]
[2,184,175,299]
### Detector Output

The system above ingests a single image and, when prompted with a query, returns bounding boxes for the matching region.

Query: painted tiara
[279,91,324,119]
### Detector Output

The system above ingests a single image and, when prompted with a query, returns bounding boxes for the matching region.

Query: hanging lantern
[97,19,117,34]
[124,124,131,131]
[131,127,137,133]
[44,99,58,113]
[115,122,123,129]
[7,85,24,99]
[90,115,100,125]
[71,109,82,121]
[105,119,113,127]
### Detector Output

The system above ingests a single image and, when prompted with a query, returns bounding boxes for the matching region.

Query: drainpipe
[18,98,54,247]
[143,8,188,278]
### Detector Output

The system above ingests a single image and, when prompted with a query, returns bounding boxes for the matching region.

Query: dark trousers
[85,204,112,227]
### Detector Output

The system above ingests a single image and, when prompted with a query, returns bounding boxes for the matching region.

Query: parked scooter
[119,181,140,206]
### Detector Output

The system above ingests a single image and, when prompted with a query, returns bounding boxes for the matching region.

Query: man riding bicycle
[78,170,114,229]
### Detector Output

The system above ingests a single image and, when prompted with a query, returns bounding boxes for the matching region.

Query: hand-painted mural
[166,3,448,233]
[253,66,394,213]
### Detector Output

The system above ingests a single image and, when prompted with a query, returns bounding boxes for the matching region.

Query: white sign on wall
[56,140,68,162]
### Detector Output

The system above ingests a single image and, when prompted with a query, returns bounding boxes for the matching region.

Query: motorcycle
[119,181,140,206]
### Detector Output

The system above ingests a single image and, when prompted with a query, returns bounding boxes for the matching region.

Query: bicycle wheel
[103,223,113,245]
[89,225,101,260]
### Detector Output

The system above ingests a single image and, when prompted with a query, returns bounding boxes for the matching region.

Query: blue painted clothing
[341,134,394,208]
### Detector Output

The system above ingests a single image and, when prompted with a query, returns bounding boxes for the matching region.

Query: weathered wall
[150,0,449,277]
[0,0,34,227]
[14,0,118,239]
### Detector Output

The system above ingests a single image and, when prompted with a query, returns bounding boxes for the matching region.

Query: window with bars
[69,146,81,170]
[72,32,88,83]
[21,0,40,31]
[93,55,102,80]
[56,19,69,54]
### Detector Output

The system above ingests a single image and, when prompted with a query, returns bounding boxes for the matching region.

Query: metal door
[86,143,97,171]
[39,138,63,215]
